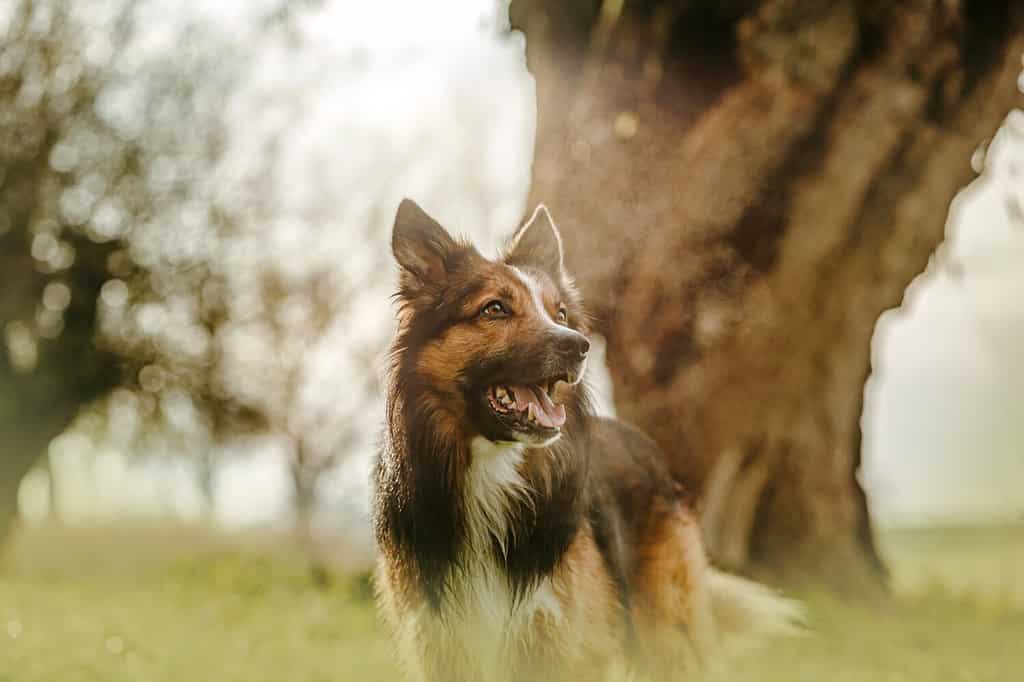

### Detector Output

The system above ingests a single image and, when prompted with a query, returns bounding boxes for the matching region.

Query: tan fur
[631,502,718,678]
[517,522,625,681]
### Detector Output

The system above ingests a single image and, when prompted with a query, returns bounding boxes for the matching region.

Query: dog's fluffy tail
[708,568,805,649]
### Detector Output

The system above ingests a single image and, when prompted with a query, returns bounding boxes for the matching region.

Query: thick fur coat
[372,199,799,681]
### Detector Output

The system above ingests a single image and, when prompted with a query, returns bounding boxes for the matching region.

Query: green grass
[1,524,1022,681]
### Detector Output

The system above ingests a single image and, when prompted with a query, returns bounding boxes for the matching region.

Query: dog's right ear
[392,198,457,290]
[505,204,564,280]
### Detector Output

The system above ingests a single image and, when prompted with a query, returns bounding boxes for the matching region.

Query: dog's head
[390,198,590,447]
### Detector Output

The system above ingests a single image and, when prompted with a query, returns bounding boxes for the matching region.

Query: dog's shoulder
[582,415,688,502]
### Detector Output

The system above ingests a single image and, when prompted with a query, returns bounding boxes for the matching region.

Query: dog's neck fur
[374,346,591,611]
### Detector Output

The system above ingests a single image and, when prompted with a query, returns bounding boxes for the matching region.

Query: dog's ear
[505,204,563,279]
[392,198,458,290]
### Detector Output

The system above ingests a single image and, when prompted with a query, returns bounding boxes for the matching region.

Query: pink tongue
[510,384,566,428]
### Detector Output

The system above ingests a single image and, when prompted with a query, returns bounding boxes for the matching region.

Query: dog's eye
[556,306,568,325]
[480,300,509,318]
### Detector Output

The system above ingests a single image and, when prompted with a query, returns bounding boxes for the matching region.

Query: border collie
[372,199,800,681]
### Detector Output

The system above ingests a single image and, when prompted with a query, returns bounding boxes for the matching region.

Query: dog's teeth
[489,385,518,415]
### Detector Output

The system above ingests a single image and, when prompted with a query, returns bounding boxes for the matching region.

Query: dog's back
[584,415,803,676]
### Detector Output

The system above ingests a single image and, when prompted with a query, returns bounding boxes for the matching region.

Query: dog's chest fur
[410,437,564,678]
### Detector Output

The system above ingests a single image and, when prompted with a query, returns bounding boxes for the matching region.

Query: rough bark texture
[512,0,1024,591]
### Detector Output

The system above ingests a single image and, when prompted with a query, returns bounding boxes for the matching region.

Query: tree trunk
[1,0,140,547]
[0,469,22,549]
[1,225,120,546]
[0,402,77,542]
[289,438,331,588]
[512,0,1024,591]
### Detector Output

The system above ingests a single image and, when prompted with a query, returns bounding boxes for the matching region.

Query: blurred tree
[1,0,378,570]
[218,264,369,584]
[0,0,134,542]
[0,0,260,542]
[512,0,1024,591]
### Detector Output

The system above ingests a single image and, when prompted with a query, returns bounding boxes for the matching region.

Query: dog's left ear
[505,204,563,279]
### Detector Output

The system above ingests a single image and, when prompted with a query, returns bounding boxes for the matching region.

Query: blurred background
[1,0,1022,680]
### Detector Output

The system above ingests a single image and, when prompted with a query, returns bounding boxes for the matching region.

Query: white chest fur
[410,437,564,679]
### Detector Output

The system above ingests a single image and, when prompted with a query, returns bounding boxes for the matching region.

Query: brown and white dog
[372,199,800,681]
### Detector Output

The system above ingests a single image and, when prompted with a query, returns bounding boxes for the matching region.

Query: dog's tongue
[511,384,566,428]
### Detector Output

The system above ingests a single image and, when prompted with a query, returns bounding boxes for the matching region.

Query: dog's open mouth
[486,376,569,430]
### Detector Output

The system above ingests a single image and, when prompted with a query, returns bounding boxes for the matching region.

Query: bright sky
[863,118,1024,526]
[17,0,1024,532]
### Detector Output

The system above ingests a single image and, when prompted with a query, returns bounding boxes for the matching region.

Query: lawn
[1,524,1022,681]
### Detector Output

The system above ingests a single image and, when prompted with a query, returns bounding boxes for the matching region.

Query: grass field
[1,524,1022,681]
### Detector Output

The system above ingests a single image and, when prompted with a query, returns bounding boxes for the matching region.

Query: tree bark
[512,0,1024,591]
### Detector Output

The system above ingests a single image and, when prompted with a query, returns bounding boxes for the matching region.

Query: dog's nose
[556,331,590,360]
[577,336,590,358]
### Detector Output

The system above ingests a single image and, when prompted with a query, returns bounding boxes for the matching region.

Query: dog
[372,199,800,681]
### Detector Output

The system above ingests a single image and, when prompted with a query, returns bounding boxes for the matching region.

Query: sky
[862,117,1024,526]
[15,0,1024,532]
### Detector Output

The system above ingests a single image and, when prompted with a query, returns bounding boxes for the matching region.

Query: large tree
[0,1,129,541]
[0,0,382,553]
[0,0,247,542]
[511,0,1024,591]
